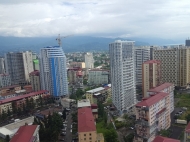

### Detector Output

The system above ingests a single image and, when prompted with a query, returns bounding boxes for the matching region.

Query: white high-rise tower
[85,52,94,69]
[109,40,136,114]
[40,46,68,100]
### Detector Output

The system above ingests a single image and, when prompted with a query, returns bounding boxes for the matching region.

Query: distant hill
[0,36,183,55]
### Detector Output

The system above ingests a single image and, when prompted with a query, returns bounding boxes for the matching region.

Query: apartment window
[89,137,92,140]
[89,133,91,136]
[84,134,86,136]
[84,138,86,140]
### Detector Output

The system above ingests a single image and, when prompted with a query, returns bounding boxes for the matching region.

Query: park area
[175,92,190,120]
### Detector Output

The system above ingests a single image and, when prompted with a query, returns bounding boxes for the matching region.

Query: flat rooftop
[77,99,91,108]
[86,87,105,93]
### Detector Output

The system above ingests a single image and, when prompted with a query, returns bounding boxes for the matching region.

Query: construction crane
[56,34,72,47]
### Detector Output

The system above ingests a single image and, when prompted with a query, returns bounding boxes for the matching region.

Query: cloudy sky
[0,0,190,39]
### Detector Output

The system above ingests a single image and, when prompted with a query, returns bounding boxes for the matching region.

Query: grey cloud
[0,0,190,39]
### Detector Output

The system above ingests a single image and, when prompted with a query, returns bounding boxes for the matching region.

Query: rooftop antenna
[56,34,73,47]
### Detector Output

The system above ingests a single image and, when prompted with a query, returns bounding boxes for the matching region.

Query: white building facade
[0,58,5,74]
[5,51,34,84]
[109,40,136,114]
[85,52,94,69]
[40,46,68,100]
[134,46,150,86]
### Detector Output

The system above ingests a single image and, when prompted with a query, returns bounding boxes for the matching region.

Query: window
[84,134,86,136]
[89,133,91,136]
[89,137,92,140]
[84,138,86,140]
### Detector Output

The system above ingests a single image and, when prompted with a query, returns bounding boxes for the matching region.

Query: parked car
[130,127,134,130]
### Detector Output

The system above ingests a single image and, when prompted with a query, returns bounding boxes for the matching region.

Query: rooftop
[78,107,96,132]
[148,83,173,93]
[86,87,105,93]
[0,90,49,105]
[185,122,190,133]
[0,85,20,90]
[29,70,40,76]
[0,127,14,137]
[143,60,160,64]
[77,99,91,108]
[89,69,109,72]
[136,92,169,107]
[153,136,180,142]
[10,125,38,142]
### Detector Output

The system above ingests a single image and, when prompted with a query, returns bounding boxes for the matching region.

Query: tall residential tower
[5,51,34,85]
[109,40,136,114]
[40,46,68,100]
[134,46,150,86]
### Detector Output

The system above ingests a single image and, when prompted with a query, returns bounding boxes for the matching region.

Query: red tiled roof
[148,83,173,93]
[10,125,38,142]
[91,104,98,109]
[78,107,96,132]
[185,122,190,133]
[136,92,169,107]
[29,70,40,76]
[153,136,180,142]
[143,60,160,64]
[0,90,49,104]
[76,71,83,76]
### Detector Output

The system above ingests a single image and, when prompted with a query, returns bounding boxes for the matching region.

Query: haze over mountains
[0,36,184,55]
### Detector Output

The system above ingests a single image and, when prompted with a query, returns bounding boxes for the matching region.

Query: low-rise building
[86,87,106,104]
[153,136,180,142]
[88,69,109,85]
[184,122,190,142]
[0,74,11,88]
[70,62,85,69]
[0,90,50,114]
[104,84,111,101]
[68,68,83,88]
[134,92,171,142]
[0,85,21,95]
[61,98,75,108]
[78,107,104,142]
[10,125,40,142]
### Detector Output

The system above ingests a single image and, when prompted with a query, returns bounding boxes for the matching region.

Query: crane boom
[56,34,72,47]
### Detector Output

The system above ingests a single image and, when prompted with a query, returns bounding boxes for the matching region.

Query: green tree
[104,129,118,142]
[124,133,134,142]
[159,129,170,137]
[83,79,88,85]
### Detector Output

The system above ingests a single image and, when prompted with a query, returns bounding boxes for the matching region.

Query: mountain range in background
[0,36,185,55]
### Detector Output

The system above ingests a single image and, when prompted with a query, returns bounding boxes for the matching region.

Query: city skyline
[0,0,189,40]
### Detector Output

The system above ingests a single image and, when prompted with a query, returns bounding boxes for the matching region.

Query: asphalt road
[65,110,73,142]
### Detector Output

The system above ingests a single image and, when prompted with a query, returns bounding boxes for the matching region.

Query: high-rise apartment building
[134,46,150,86]
[5,51,34,85]
[109,40,136,114]
[40,46,68,100]
[0,58,5,74]
[0,74,11,88]
[153,46,190,87]
[142,60,161,97]
[186,39,190,46]
[85,53,94,69]
[29,70,41,91]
